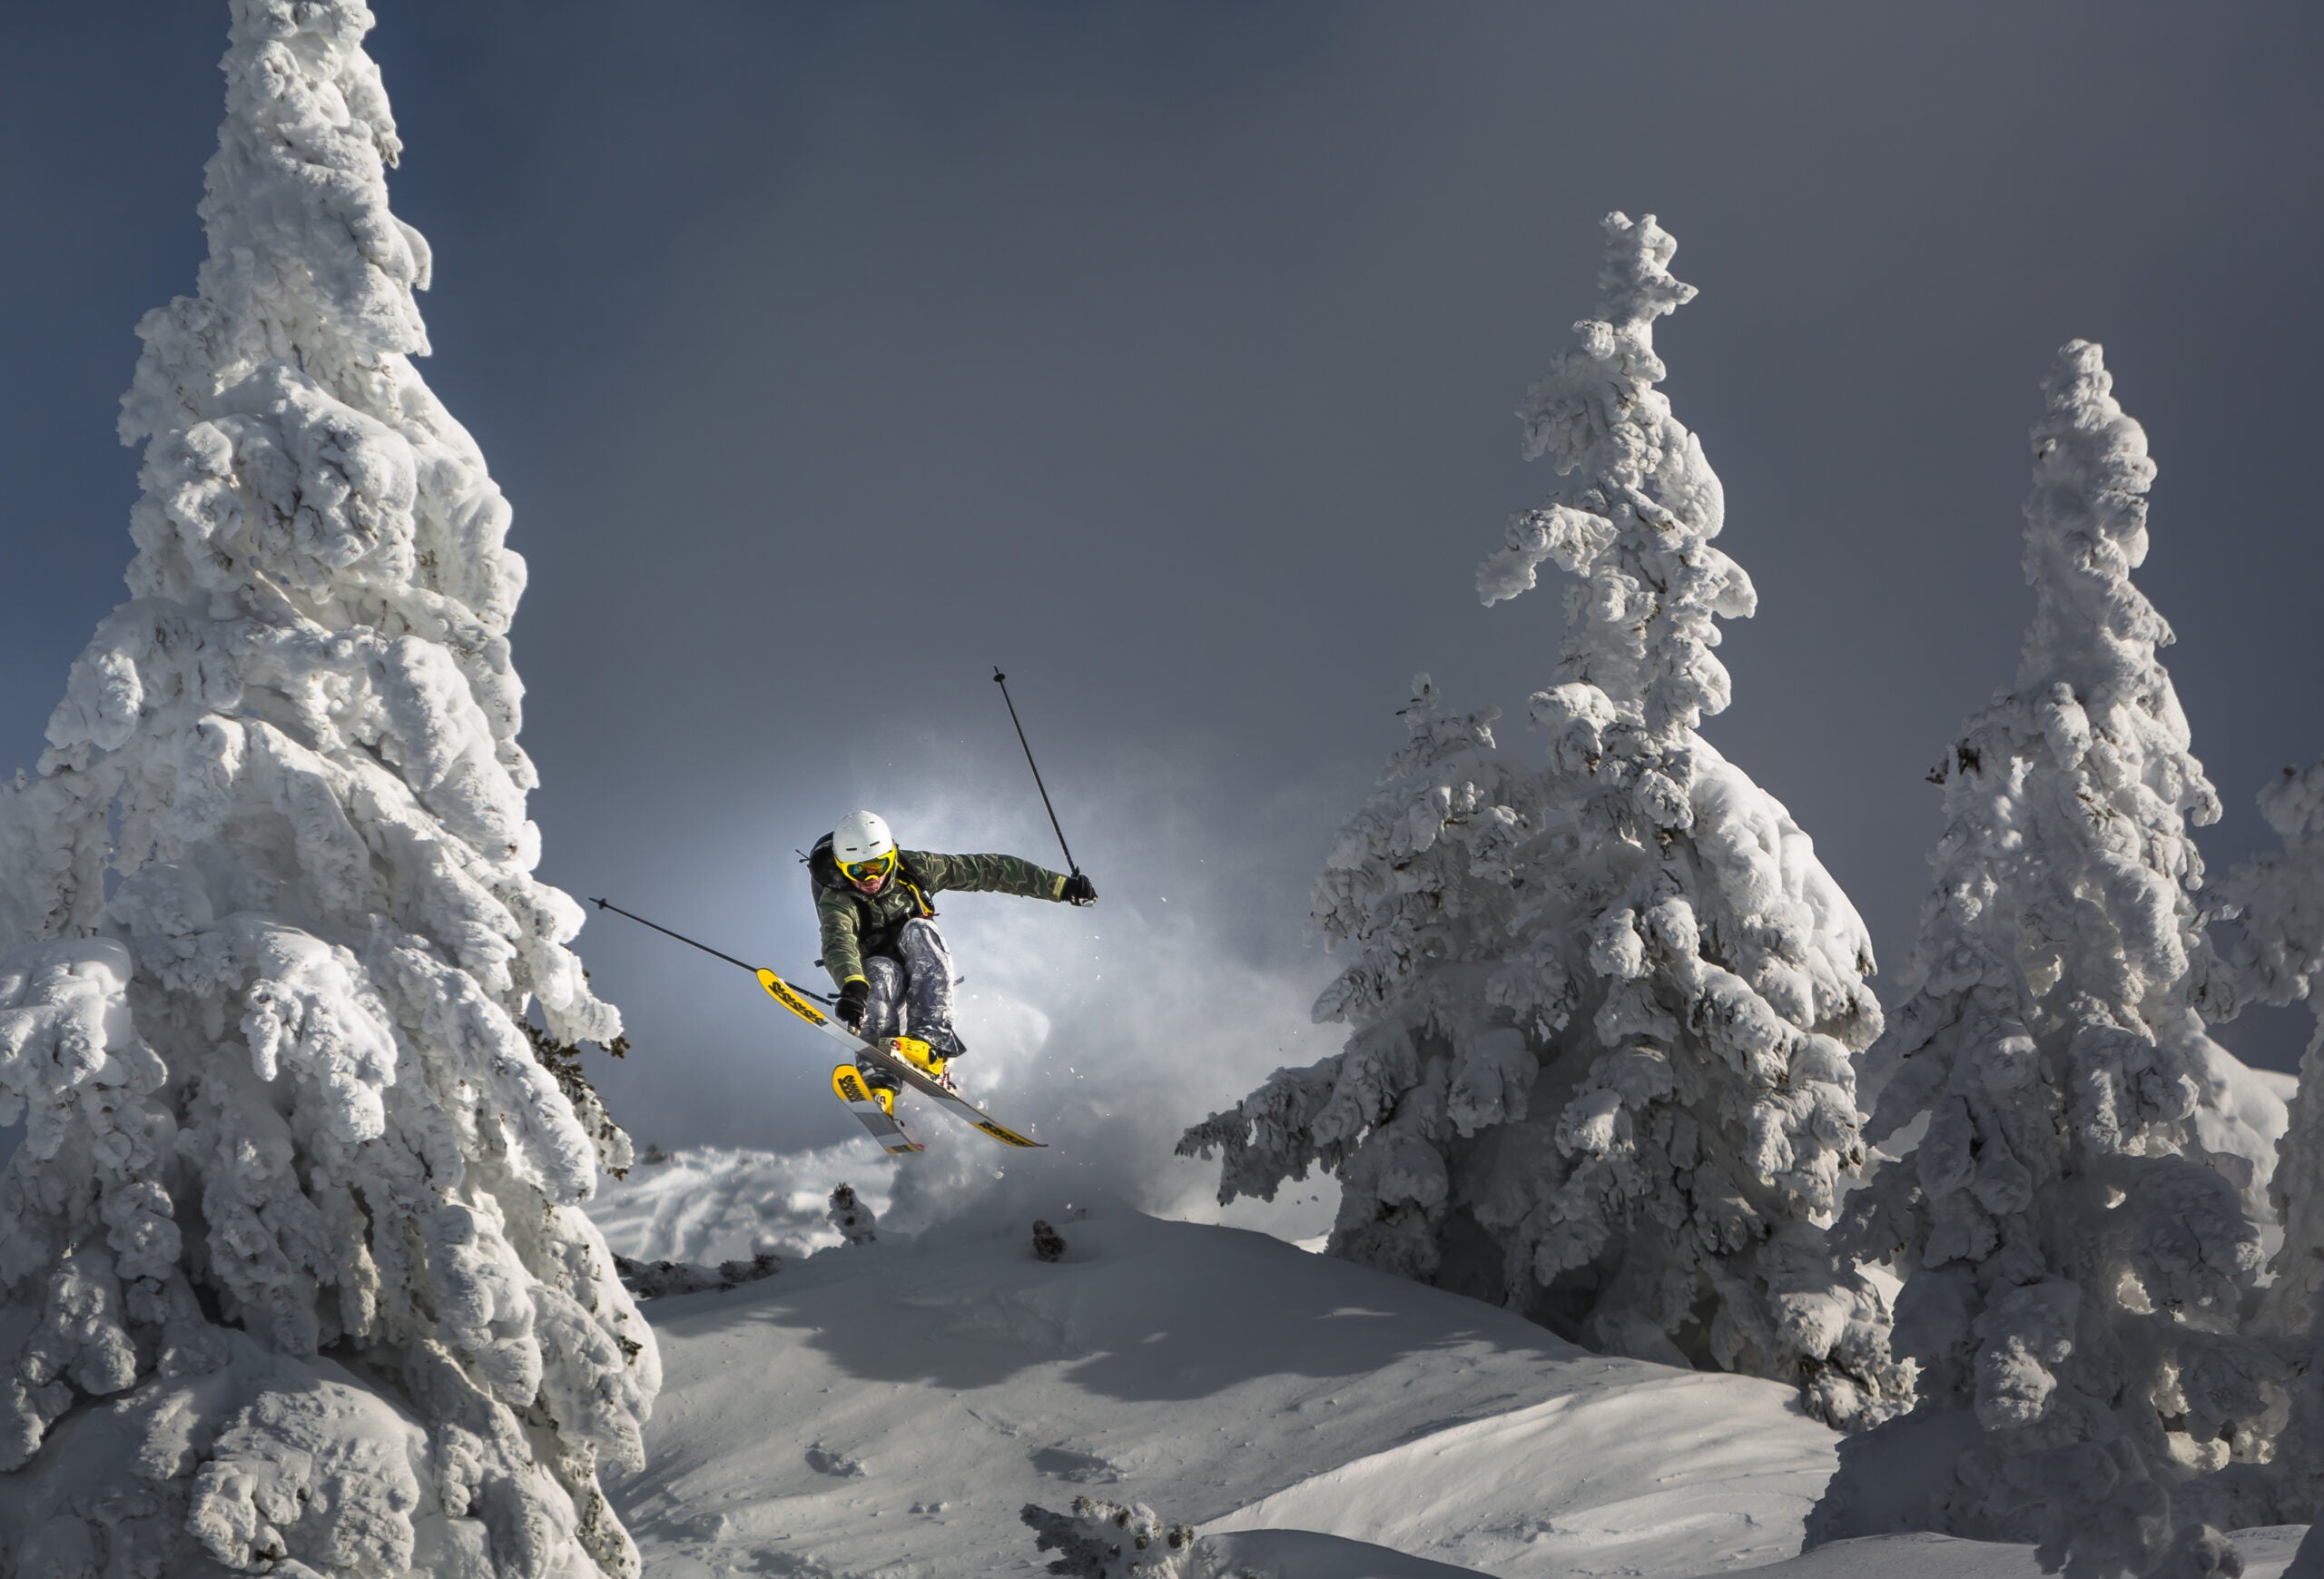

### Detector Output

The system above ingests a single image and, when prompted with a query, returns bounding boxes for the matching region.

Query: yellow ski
[586,899,1047,1151]
[756,968,1045,1149]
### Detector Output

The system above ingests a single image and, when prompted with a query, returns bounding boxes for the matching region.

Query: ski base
[832,1064,923,1154]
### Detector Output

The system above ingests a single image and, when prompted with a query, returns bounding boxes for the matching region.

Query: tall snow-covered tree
[1183,214,1906,1431]
[1841,342,2269,1578]
[0,4,656,1574]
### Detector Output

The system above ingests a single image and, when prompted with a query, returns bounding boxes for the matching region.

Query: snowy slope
[596,1177,2310,1579]
[606,1204,1833,1577]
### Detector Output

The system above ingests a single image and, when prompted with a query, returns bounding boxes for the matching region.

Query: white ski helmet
[832,809,897,868]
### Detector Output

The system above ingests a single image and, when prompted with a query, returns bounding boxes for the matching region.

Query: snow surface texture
[1835,343,2275,1575]
[599,1200,2309,1579]
[611,1206,1842,1579]
[1182,212,1906,1432]
[0,4,654,1575]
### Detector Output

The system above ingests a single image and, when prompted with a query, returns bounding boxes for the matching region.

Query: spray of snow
[805,755,1344,1242]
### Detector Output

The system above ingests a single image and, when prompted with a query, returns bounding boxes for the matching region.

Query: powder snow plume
[833,753,1347,1242]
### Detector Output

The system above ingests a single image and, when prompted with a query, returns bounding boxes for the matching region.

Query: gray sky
[4,4,2319,1166]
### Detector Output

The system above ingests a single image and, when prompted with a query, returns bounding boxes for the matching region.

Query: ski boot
[848,1063,899,1116]
[890,1031,962,1090]
[831,1064,921,1154]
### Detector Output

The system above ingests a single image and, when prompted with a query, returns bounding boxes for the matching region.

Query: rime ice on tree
[0,4,656,1575]
[1183,214,1906,1430]
[1841,343,2270,1575]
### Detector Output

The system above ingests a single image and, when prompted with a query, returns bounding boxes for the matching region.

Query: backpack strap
[896,852,938,918]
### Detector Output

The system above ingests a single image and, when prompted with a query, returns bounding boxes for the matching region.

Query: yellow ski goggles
[839,850,898,884]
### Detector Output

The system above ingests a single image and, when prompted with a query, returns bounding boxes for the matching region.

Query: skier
[811,809,1096,1095]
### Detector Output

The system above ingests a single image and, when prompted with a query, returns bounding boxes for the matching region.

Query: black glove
[835,978,870,1031]
[1060,873,1098,907]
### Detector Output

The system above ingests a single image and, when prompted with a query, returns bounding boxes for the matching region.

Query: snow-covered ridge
[602,1198,2308,1579]
[609,1205,1840,1578]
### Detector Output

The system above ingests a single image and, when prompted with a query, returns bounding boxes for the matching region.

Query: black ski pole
[588,898,834,1004]
[992,666,1079,876]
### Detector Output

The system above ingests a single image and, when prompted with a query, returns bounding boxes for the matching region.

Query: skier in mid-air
[811,809,1096,1098]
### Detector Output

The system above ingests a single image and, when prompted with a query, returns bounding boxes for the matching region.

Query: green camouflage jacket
[812,848,1068,988]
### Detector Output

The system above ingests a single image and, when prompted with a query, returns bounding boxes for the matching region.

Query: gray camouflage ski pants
[860,917,958,1054]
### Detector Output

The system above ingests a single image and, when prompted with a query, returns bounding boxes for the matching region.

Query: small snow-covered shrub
[614,1255,781,1300]
[1024,1497,1200,1578]
[829,1184,879,1247]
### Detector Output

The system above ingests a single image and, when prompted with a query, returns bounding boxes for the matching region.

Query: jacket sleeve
[914,852,1068,902]
[816,889,868,987]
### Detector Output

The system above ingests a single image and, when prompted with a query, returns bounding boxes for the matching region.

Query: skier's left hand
[1061,873,1098,907]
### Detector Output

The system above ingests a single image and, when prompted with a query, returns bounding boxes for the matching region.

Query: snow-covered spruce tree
[2207,761,2324,1534]
[0,5,656,1575]
[1840,343,2269,1576]
[1178,674,1533,1280]
[1183,214,1907,1430]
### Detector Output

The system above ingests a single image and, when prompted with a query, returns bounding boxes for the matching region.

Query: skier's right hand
[835,978,870,1031]
[1061,873,1098,907]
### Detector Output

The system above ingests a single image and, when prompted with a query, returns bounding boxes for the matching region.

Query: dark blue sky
[4,5,2319,1150]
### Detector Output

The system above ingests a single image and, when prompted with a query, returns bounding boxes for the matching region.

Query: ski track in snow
[590,1158,2310,1579]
